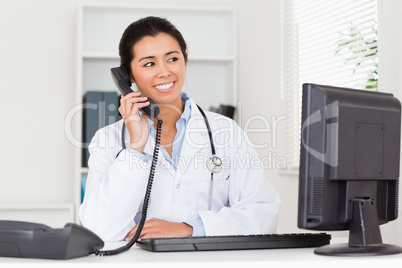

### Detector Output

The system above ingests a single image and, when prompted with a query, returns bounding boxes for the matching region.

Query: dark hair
[119,16,188,76]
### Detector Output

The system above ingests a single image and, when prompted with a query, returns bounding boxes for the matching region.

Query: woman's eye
[168,57,178,62]
[144,62,155,67]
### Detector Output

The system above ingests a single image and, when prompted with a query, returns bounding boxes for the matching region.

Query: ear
[185,52,188,66]
[130,73,135,83]
[129,74,140,92]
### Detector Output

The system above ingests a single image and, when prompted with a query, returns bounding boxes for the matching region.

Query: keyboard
[136,233,331,252]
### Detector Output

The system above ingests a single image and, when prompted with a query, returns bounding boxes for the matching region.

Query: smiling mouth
[154,82,174,91]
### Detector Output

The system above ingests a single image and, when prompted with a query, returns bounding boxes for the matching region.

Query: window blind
[281,0,379,172]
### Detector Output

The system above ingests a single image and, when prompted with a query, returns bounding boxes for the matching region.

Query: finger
[125,221,152,241]
[125,232,137,242]
[129,101,150,116]
[125,224,139,241]
[126,227,149,242]
[123,102,150,125]
[120,91,140,101]
[122,96,147,108]
[120,92,142,112]
[122,97,147,113]
[125,217,163,241]
[121,91,141,100]
[138,229,163,241]
[125,220,157,241]
[120,97,148,118]
[137,220,160,240]
[138,227,153,240]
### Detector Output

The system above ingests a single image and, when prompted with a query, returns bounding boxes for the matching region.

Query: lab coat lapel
[175,100,211,183]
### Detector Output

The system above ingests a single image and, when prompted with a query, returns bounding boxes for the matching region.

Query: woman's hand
[118,92,150,153]
[124,218,193,241]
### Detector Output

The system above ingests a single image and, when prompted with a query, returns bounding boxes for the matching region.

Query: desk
[0,238,401,267]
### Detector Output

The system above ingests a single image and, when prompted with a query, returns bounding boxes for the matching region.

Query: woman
[79,16,281,242]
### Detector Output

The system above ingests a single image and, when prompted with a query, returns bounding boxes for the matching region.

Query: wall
[382,0,402,245]
[235,0,294,233]
[0,0,78,208]
[0,0,401,243]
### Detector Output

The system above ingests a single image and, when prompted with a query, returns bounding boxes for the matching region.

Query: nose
[157,62,171,78]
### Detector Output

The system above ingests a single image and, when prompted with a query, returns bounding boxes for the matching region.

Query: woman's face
[130,33,187,107]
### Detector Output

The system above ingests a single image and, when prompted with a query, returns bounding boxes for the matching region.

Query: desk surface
[1,238,401,267]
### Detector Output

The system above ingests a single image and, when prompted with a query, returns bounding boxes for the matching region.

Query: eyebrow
[139,50,180,62]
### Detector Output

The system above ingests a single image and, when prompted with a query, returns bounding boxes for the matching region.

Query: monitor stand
[315,198,402,256]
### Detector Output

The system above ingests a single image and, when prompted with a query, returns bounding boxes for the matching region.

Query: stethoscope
[118,104,222,210]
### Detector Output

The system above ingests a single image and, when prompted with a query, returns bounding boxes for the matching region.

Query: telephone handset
[111,67,160,119]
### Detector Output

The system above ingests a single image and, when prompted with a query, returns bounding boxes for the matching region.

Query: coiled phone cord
[94,118,163,256]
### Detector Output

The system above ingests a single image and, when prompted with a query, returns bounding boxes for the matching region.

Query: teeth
[154,82,174,90]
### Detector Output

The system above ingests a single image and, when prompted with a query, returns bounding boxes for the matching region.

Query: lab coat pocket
[196,173,230,212]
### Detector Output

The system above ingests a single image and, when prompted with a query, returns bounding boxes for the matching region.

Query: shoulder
[189,102,248,148]
[188,99,238,129]
[204,110,238,129]
[89,119,124,152]
[86,119,125,170]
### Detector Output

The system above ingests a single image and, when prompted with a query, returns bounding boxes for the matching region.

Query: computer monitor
[298,83,402,256]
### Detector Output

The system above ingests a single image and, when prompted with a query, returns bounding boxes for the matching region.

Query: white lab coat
[79,98,281,241]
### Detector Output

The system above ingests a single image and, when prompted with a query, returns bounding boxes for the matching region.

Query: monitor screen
[297,83,402,256]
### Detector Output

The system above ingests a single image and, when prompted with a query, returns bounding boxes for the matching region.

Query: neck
[153,98,184,128]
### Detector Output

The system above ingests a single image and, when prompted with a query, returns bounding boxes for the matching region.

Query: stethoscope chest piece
[207,156,223,173]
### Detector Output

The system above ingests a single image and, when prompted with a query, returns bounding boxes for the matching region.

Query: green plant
[335,22,378,90]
